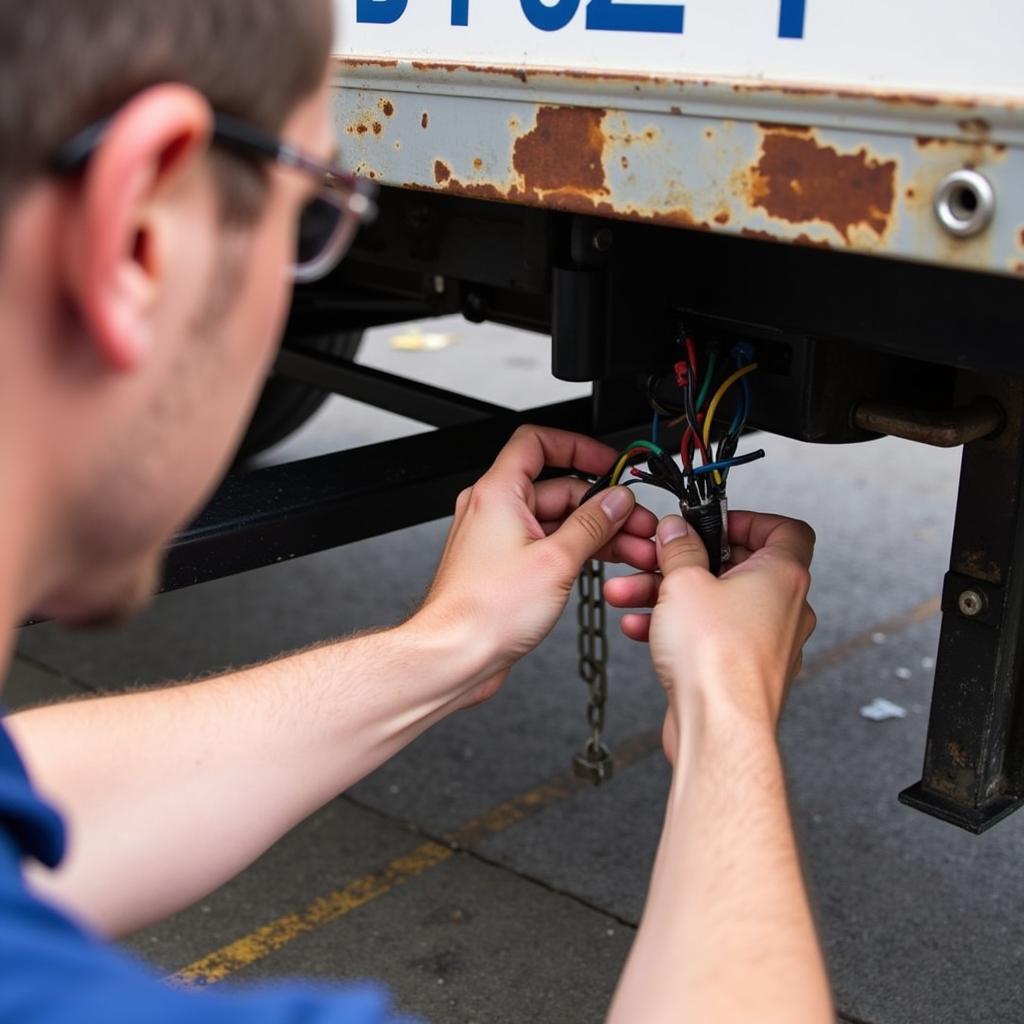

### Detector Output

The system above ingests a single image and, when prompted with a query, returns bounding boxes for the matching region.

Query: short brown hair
[0,0,333,223]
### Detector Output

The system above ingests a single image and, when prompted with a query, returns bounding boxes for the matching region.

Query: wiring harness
[582,338,765,574]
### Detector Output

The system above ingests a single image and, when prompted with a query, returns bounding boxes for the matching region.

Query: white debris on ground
[860,697,908,722]
[894,666,913,680]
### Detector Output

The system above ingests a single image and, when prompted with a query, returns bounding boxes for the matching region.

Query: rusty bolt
[591,228,614,253]
[958,589,987,618]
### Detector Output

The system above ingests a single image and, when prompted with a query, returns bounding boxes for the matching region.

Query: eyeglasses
[51,111,378,284]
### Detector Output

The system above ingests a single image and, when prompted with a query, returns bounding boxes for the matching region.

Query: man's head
[0,0,336,625]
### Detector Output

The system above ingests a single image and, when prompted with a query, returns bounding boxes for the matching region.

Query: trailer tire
[235,330,363,461]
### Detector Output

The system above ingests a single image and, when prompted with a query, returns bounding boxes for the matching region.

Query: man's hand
[605,510,832,1024]
[416,426,657,705]
[605,510,816,757]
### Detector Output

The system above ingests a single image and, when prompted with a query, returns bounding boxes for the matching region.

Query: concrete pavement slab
[229,853,634,1024]
[123,797,435,976]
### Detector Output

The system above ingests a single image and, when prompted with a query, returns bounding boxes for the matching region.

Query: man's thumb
[657,515,711,576]
[548,484,635,569]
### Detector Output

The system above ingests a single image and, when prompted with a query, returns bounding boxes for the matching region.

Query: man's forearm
[609,692,832,1024]
[7,612,489,937]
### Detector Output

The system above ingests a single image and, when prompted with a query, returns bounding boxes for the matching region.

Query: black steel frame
[163,354,652,593]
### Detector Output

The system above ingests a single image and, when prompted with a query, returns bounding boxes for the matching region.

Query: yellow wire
[702,363,759,485]
[610,451,635,486]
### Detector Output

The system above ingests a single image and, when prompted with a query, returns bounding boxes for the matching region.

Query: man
[0,1,830,1021]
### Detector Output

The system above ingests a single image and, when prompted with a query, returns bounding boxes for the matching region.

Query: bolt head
[592,228,614,253]
[958,589,986,617]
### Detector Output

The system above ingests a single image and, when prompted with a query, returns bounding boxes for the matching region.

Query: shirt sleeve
[1,854,421,1024]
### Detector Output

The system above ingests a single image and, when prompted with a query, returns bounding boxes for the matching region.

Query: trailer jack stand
[900,375,1024,832]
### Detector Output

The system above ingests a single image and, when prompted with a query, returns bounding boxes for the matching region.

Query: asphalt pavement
[7,317,1023,1023]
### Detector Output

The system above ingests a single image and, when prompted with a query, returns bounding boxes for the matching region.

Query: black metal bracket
[162,343,654,593]
[899,374,1024,833]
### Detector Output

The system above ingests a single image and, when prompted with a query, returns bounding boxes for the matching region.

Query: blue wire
[651,411,660,445]
[693,449,766,477]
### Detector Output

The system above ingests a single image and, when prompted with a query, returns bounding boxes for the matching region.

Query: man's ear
[63,85,214,372]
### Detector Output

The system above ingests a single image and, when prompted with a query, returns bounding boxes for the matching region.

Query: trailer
[170,0,1024,833]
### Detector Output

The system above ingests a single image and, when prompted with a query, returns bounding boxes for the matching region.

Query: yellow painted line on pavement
[173,842,452,986]
[173,594,941,987]
[173,729,661,987]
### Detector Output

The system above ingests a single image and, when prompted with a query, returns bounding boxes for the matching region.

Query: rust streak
[513,106,608,198]
[758,121,812,135]
[795,232,831,249]
[411,60,528,83]
[433,160,451,185]
[958,117,991,134]
[750,131,896,241]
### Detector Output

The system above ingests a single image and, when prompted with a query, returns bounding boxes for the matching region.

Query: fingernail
[600,485,634,521]
[657,515,688,544]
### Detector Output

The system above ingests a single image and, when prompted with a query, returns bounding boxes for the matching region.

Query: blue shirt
[0,721,418,1023]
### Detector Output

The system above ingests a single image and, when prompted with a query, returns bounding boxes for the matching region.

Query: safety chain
[573,559,614,784]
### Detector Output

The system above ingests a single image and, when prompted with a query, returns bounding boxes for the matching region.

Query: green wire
[695,350,718,410]
[621,439,664,455]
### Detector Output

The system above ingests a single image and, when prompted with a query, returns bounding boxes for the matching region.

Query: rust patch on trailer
[379,99,394,117]
[372,122,383,135]
[741,228,779,242]
[713,211,730,225]
[795,233,831,249]
[513,106,609,198]
[958,117,991,134]
[758,121,812,135]
[411,60,529,83]
[473,158,484,170]
[421,112,429,129]
[749,130,896,241]
[436,179,508,202]
[959,548,1002,584]
[946,741,970,769]
[433,160,452,184]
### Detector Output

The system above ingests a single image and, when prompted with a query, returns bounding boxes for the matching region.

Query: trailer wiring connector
[582,339,764,575]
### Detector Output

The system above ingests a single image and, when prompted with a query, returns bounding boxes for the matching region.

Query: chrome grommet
[934,169,995,238]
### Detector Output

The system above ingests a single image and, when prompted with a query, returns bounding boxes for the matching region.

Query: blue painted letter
[586,0,684,34]
[521,0,581,32]
[356,0,408,24]
[778,0,806,38]
[452,0,469,25]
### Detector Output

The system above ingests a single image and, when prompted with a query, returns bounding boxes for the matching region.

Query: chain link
[573,559,614,784]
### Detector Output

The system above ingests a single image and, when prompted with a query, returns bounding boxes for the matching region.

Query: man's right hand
[604,511,817,758]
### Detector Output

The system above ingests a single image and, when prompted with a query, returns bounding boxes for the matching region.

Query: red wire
[680,413,711,470]
[685,336,699,387]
